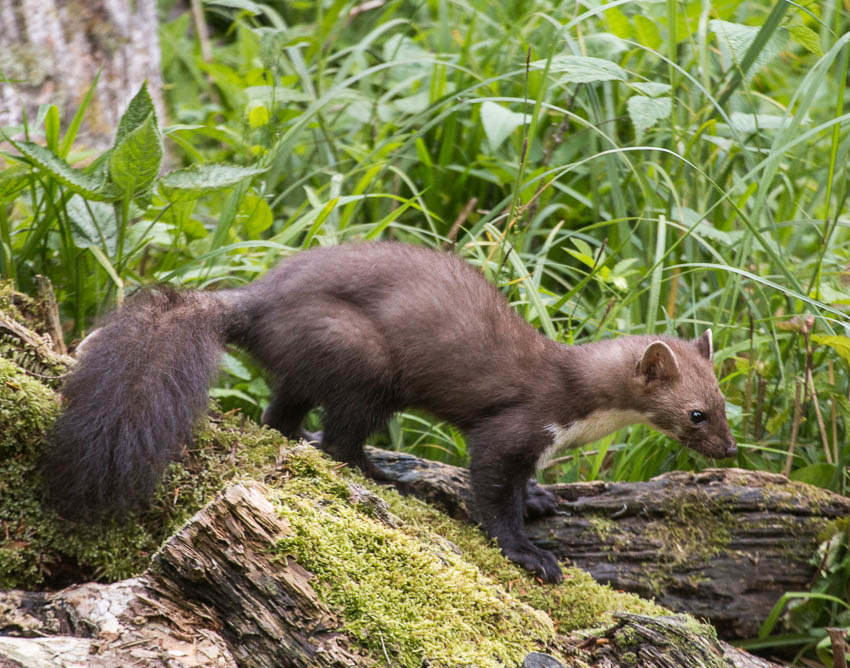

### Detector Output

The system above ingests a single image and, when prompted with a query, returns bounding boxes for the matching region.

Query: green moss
[646,491,731,566]
[620,651,638,664]
[763,479,844,515]
[818,516,849,544]
[377,483,666,634]
[586,514,616,544]
[0,281,30,326]
[0,353,284,588]
[272,446,556,667]
[603,614,726,668]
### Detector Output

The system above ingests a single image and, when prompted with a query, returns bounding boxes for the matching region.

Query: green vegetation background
[1,0,849,662]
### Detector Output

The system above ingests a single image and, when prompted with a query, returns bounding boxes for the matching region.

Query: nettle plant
[0,81,268,334]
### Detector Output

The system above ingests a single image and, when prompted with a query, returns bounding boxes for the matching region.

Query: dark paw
[502,542,563,584]
[298,429,323,445]
[524,479,558,520]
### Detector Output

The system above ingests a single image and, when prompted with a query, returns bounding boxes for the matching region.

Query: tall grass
[1,0,849,658]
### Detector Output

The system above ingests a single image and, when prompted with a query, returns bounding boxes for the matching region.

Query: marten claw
[503,542,563,584]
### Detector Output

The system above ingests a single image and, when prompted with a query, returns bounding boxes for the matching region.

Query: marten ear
[637,341,680,383]
[695,329,713,361]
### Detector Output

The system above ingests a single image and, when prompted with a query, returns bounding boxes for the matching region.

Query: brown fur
[47,242,735,583]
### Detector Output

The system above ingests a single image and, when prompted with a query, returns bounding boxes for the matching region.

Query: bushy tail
[45,288,231,520]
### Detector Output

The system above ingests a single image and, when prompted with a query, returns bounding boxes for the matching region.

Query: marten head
[635,330,737,459]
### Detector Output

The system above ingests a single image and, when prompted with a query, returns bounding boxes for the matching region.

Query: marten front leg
[469,428,563,583]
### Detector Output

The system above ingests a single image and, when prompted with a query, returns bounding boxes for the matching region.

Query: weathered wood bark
[0,579,235,667]
[570,613,782,668]
[0,0,162,147]
[0,485,373,668]
[0,482,781,668]
[368,447,850,639]
[150,484,374,668]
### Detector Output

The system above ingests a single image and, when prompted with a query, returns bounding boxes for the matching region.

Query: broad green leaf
[245,100,270,127]
[394,90,431,115]
[627,95,671,141]
[381,34,431,80]
[114,82,157,147]
[710,20,788,84]
[220,352,253,380]
[728,112,795,133]
[632,82,671,97]
[816,284,850,306]
[158,163,269,201]
[109,113,163,196]
[532,55,627,83]
[788,462,837,488]
[612,258,639,275]
[673,206,737,245]
[205,0,263,14]
[12,141,119,201]
[584,33,630,59]
[789,24,822,57]
[604,8,632,39]
[480,101,527,151]
[634,14,662,51]
[65,194,118,254]
[182,216,208,240]
[238,191,274,236]
[811,335,850,367]
[209,387,259,404]
[382,33,429,64]
[571,237,594,260]
[565,237,598,269]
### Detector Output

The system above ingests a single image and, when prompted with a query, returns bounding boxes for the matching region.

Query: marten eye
[690,410,706,424]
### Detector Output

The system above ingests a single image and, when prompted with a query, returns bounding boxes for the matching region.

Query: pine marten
[46,242,736,583]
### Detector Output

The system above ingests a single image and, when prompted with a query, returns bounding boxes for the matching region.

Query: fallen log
[368,447,850,639]
[0,481,782,668]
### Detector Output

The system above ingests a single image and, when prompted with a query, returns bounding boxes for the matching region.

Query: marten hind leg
[319,402,393,479]
[262,391,320,443]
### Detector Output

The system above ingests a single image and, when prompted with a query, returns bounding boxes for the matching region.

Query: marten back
[235,243,550,427]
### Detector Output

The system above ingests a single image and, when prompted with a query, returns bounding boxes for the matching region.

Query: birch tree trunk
[0,0,163,148]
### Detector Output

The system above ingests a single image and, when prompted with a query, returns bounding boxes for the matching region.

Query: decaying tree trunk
[0,482,782,668]
[367,448,850,639]
[0,485,372,667]
[0,0,162,147]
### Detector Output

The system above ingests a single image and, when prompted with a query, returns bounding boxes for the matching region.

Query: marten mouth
[682,435,737,459]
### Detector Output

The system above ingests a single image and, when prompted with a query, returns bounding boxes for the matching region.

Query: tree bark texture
[0,484,373,668]
[0,482,782,668]
[0,0,162,148]
[367,447,850,639]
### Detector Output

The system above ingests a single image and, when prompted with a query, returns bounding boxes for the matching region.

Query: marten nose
[725,438,737,458]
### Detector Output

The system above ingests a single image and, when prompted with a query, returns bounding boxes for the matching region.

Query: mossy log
[0,481,781,668]
[568,613,782,668]
[368,448,850,639]
[0,485,371,667]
